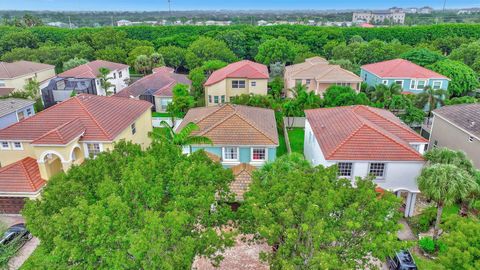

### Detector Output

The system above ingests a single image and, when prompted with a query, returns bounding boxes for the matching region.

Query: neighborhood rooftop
[204,60,269,86]
[0,157,46,194]
[433,103,480,139]
[115,67,191,98]
[0,94,152,143]
[58,60,129,79]
[306,105,427,161]
[285,56,362,82]
[361,59,449,79]
[177,103,278,146]
[0,98,35,118]
[0,60,54,79]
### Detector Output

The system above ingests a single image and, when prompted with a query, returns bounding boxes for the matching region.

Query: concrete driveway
[0,215,40,270]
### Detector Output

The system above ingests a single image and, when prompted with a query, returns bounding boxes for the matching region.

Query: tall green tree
[414,86,446,118]
[428,59,479,97]
[323,85,369,107]
[400,48,446,67]
[22,141,233,269]
[158,46,187,71]
[417,163,478,242]
[185,37,237,70]
[255,37,297,66]
[134,55,152,75]
[97,67,113,94]
[23,79,40,99]
[239,154,403,269]
[127,46,155,67]
[63,57,88,71]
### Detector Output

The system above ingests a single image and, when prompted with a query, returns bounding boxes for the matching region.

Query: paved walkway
[397,218,416,241]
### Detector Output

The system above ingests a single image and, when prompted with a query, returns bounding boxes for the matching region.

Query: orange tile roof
[230,163,256,201]
[305,105,427,161]
[0,157,46,194]
[204,60,269,86]
[361,59,449,79]
[0,94,152,143]
[178,104,278,146]
[58,60,129,79]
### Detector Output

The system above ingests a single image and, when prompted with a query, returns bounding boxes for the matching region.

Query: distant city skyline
[2,0,480,11]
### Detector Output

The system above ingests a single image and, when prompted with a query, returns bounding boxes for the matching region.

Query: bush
[419,237,436,253]
[409,206,436,234]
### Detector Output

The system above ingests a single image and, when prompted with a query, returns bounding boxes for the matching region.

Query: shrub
[409,206,436,234]
[419,237,436,253]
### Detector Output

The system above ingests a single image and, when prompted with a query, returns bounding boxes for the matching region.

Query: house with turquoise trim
[360,59,450,94]
[176,104,278,168]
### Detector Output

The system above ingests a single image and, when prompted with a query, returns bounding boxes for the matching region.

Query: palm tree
[150,121,212,149]
[415,86,447,119]
[417,163,478,243]
[97,67,113,95]
[371,83,402,106]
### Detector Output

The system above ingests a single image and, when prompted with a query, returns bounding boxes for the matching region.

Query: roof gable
[204,60,269,86]
[58,60,129,79]
[361,59,449,79]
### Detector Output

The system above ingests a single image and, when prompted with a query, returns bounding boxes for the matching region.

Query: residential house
[178,104,278,167]
[204,60,269,107]
[304,105,428,217]
[361,59,450,94]
[115,67,191,112]
[0,61,55,96]
[42,60,129,107]
[0,94,152,213]
[352,11,405,24]
[428,104,480,168]
[284,57,362,97]
[0,98,35,129]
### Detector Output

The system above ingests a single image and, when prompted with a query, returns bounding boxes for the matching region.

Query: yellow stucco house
[204,60,269,107]
[0,60,56,96]
[0,94,152,213]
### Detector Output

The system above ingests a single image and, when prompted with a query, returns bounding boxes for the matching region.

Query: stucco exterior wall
[191,145,276,168]
[0,142,36,167]
[205,78,268,106]
[1,68,56,92]
[285,80,360,98]
[105,109,152,151]
[429,114,480,168]
[0,104,35,129]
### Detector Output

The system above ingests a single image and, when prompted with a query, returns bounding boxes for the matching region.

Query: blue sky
[2,0,480,11]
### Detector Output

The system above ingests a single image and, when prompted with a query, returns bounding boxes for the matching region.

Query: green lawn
[413,253,444,270]
[277,132,287,157]
[287,128,305,154]
[152,112,172,118]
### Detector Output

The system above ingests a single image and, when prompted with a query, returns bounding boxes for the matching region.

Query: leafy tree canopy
[185,37,237,70]
[62,57,88,71]
[239,154,403,269]
[428,59,479,97]
[401,48,446,67]
[158,45,187,71]
[22,141,235,269]
[255,37,297,66]
[323,85,369,107]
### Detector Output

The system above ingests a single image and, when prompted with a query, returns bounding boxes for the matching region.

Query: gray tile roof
[433,103,480,138]
[0,98,35,118]
[0,61,54,79]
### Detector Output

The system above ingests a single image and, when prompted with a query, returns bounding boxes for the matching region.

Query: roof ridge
[195,104,233,126]
[197,109,237,136]
[358,106,426,141]
[18,158,37,190]
[32,117,82,144]
[73,96,112,140]
[326,123,365,158]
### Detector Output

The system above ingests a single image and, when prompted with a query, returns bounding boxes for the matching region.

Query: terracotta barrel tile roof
[58,60,129,79]
[31,118,86,145]
[361,59,449,79]
[0,157,46,194]
[204,60,269,86]
[285,58,362,83]
[178,104,278,146]
[230,163,256,201]
[305,105,426,161]
[0,94,152,143]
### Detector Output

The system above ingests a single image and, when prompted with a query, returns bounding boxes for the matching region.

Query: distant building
[46,21,74,28]
[404,7,418,14]
[353,11,405,24]
[419,6,433,14]
[257,20,268,26]
[117,20,132,26]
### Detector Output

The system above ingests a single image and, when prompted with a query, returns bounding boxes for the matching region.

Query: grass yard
[152,112,172,118]
[413,253,444,270]
[287,128,305,155]
[277,132,287,157]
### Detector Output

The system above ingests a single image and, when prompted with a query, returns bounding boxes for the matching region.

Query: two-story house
[0,61,55,96]
[360,59,450,94]
[42,60,130,107]
[0,94,152,213]
[428,103,480,168]
[304,105,428,217]
[115,66,191,112]
[284,56,362,97]
[0,98,35,129]
[204,60,269,107]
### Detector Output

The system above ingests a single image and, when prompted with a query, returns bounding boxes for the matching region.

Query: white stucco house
[304,105,428,217]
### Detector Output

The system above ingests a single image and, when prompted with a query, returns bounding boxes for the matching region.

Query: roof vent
[470,121,476,128]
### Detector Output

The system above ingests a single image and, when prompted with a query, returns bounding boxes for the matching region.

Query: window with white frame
[305,79,311,85]
[17,111,25,121]
[113,73,116,79]
[13,142,22,150]
[382,80,389,85]
[0,141,9,150]
[214,96,219,104]
[26,108,32,116]
[131,123,136,135]
[416,80,426,90]
[369,163,386,179]
[395,80,403,87]
[119,71,123,78]
[223,147,238,161]
[410,80,416,89]
[160,98,172,111]
[251,81,256,87]
[208,95,212,103]
[232,80,246,88]
[337,162,353,177]
[87,143,101,158]
[221,95,225,103]
[336,82,349,87]
[432,81,442,89]
[252,148,266,161]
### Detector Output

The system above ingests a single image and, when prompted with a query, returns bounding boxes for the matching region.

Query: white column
[404,192,417,217]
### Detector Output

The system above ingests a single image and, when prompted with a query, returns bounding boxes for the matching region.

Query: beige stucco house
[0,60,56,96]
[429,104,480,168]
[0,94,152,213]
[204,60,269,106]
[284,57,362,97]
